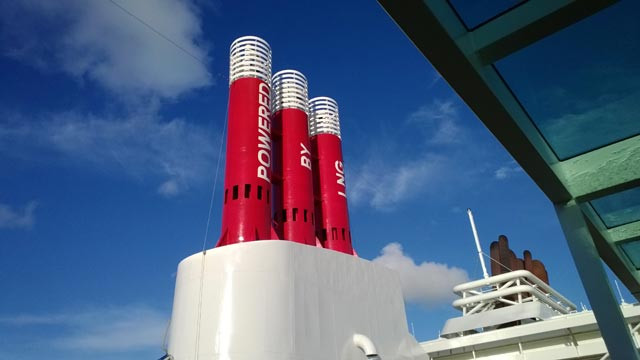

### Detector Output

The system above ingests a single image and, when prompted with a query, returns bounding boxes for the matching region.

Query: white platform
[421,304,640,359]
[167,240,425,360]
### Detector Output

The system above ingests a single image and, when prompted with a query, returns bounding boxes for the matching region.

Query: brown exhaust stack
[489,235,549,284]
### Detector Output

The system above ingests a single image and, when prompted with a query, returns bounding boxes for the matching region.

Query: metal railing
[272,70,309,113]
[229,36,272,85]
[452,270,577,316]
[309,97,341,137]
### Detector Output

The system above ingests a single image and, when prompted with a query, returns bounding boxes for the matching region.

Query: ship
[160,35,426,360]
[421,275,640,359]
[420,228,640,359]
[160,0,640,356]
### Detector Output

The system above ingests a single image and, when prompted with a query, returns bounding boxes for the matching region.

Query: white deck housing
[421,271,640,359]
[441,270,576,338]
[422,304,640,359]
[166,241,425,360]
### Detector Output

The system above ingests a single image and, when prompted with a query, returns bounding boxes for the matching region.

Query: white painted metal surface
[438,270,576,338]
[166,241,425,360]
[466,209,489,279]
[229,36,272,84]
[421,269,640,359]
[453,270,576,316]
[422,303,640,360]
[309,97,341,137]
[441,302,558,337]
[272,70,309,113]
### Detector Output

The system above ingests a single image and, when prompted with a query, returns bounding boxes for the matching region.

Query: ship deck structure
[163,1,640,358]
[421,270,640,359]
[377,0,640,357]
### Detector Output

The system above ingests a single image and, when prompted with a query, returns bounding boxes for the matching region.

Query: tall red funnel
[217,36,273,247]
[309,97,354,254]
[272,70,315,245]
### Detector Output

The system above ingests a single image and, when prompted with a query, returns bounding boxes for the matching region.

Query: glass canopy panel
[448,0,526,29]
[619,240,640,270]
[494,0,640,160]
[591,187,640,228]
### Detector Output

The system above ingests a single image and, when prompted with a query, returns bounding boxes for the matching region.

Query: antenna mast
[614,280,627,305]
[467,208,489,279]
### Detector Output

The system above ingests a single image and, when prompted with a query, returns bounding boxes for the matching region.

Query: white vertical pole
[467,208,489,279]
[615,280,627,305]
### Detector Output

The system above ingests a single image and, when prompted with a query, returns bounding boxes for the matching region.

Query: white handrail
[453,284,571,314]
[309,97,340,137]
[453,270,576,311]
[229,36,272,85]
[272,70,308,113]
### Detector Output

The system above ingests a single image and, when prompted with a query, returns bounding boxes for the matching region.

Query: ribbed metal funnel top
[229,36,272,85]
[272,70,308,113]
[309,97,340,138]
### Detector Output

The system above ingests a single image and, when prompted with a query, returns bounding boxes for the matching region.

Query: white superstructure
[166,241,426,360]
[421,271,640,359]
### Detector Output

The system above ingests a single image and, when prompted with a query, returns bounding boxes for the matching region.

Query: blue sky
[0,1,632,359]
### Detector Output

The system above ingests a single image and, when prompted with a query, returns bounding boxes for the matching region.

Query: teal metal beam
[378,0,635,205]
[552,135,640,202]
[464,0,618,65]
[588,220,640,300]
[378,0,640,308]
[378,0,572,202]
[580,203,640,300]
[609,220,640,243]
[555,201,640,358]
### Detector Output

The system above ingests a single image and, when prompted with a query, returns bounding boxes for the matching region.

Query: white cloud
[0,313,65,325]
[348,99,465,210]
[0,1,216,197]
[0,108,218,197]
[158,179,181,197]
[349,154,445,211]
[0,201,37,229]
[450,206,463,214]
[408,99,461,145]
[348,98,521,211]
[372,243,469,307]
[1,0,211,99]
[0,304,168,352]
[494,162,523,180]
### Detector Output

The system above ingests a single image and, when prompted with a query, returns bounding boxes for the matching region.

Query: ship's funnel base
[167,241,425,360]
